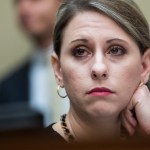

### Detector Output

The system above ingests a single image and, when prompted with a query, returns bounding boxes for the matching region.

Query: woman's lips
[87,87,114,96]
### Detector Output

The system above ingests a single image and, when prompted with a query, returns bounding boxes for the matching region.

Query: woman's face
[54,11,145,118]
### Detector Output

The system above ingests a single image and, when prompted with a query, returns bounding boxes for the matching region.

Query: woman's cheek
[62,64,86,94]
[115,64,141,104]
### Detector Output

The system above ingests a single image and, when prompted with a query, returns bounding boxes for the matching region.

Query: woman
[47,0,150,143]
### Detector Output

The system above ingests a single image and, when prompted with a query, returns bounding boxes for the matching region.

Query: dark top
[45,123,66,143]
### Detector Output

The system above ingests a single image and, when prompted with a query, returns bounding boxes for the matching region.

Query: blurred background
[0,0,69,132]
[0,0,150,132]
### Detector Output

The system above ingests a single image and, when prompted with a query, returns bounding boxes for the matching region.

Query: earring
[57,85,67,98]
[139,80,145,87]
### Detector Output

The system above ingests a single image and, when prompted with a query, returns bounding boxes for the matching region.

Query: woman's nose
[91,58,108,80]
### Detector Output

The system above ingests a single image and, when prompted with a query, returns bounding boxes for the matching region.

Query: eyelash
[72,45,126,57]
[72,46,90,57]
[107,46,126,56]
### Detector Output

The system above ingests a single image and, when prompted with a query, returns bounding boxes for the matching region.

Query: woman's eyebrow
[69,38,129,47]
[106,38,128,44]
[70,39,89,44]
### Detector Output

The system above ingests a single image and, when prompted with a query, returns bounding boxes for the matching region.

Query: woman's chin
[87,104,120,119]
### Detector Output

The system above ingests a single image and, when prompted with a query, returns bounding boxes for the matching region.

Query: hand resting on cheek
[122,82,150,136]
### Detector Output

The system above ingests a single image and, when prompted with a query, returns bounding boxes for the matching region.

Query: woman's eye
[73,47,90,57]
[108,46,126,56]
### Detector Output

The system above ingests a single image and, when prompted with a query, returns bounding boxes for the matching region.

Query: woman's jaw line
[66,106,122,141]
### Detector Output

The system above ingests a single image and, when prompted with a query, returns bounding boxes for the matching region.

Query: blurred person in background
[0,0,69,127]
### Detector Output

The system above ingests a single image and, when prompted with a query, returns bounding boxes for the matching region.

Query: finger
[127,84,144,110]
[124,118,135,136]
[127,96,137,112]
[139,81,144,87]
[124,109,137,127]
[121,112,136,136]
[122,110,137,129]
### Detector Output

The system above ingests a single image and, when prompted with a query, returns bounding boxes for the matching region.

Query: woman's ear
[141,48,150,83]
[51,52,64,87]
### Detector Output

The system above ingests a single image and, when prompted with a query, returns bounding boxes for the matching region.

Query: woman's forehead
[62,11,136,47]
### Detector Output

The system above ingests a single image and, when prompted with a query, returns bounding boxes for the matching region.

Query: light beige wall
[0,0,33,79]
[135,0,150,19]
[0,0,150,79]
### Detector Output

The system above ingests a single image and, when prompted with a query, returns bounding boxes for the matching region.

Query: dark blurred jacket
[0,61,30,103]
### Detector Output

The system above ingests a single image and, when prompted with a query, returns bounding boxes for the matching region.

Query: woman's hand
[122,83,150,136]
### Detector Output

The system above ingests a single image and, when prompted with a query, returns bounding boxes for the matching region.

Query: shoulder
[0,60,31,103]
[0,60,31,88]
[1,61,31,84]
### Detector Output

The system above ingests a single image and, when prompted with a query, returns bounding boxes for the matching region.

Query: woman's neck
[66,109,121,142]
